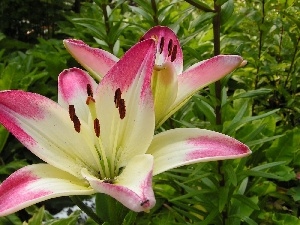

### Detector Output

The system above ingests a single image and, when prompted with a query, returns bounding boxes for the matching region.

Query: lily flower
[64,26,244,127]
[0,39,250,217]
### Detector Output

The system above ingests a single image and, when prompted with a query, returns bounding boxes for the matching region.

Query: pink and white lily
[64,26,244,127]
[0,39,250,217]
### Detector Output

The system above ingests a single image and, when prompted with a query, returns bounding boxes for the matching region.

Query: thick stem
[252,0,265,113]
[213,1,226,224]
[213,2,222,127]
[256,0,265,84]
[70,196,103,224]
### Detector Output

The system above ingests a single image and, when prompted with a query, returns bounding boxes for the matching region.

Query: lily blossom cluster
[0,26,250,216]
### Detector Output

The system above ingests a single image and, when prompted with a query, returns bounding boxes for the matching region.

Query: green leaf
[218,186,229,212]
[245,134,284,147]
[224,109,279,136]
[122,211,137,225]
[232,194,260,210]
[241,170,282,180]
[229,88,272,101]
[266,128,300,163]
[0,160,28,175]
[251,161,286,171]
[221,0,234,24]
[27,206,45,225]
[287,187,300,202]
[95,193,129,224]
[224,164,237,186]
[271,212,300,225]
[0,214,22,225]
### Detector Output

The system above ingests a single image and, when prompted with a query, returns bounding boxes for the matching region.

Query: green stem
[70,196,103,224]
[252,0,265,113]
[213,1,226,224]
[213,1,221,127]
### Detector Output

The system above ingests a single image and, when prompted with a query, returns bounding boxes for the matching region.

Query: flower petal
[58,68,97,122]
[82,154,155,212]
[141,26,183,75]
[152,62,178,124]
[0,164,94,217]
[157,55,243,126]
[147,128,251,175]
[64,39,118,80]
[0,91,99,177]
[95,39,156,171]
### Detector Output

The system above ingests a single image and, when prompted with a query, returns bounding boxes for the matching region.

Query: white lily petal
[0,90,99,177]
[0,164,94,217]
[147,128,251,175]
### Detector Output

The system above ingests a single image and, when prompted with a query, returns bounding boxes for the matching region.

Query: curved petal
[147,128,251,175]
[95,39,156,170]
[157,55,243,126]
[0,91,99,177]
[152,62,178,123]
[82,154,155,212]
[58,68,98,122]
[141,26,183,75]
[0,164,94,217]
[64,39,118,80]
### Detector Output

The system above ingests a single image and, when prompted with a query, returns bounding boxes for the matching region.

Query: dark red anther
[118,99,126,120]
[171,45,177,62]
[114,88,122,108]
[159,37,165,54]
[114,88,126,119]
[69,105,81,133]
[167,39,173,57]
[69,105,75,121]
[87,84,93,97]
[94,118,100,137]
[72,116,81,133]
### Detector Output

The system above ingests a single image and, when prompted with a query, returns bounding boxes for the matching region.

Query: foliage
[0,0,299,224]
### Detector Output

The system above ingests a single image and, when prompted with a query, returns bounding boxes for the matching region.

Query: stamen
[114,88,122,108]
[171,45,177,62]
[118,99,126,120]
[69,105,75,120]
[94,118,100,137]
[114,88,126,119]
[159,37,164,54]
[167,39,173,57]
[69,105,81,133]
[87,84,93,97]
